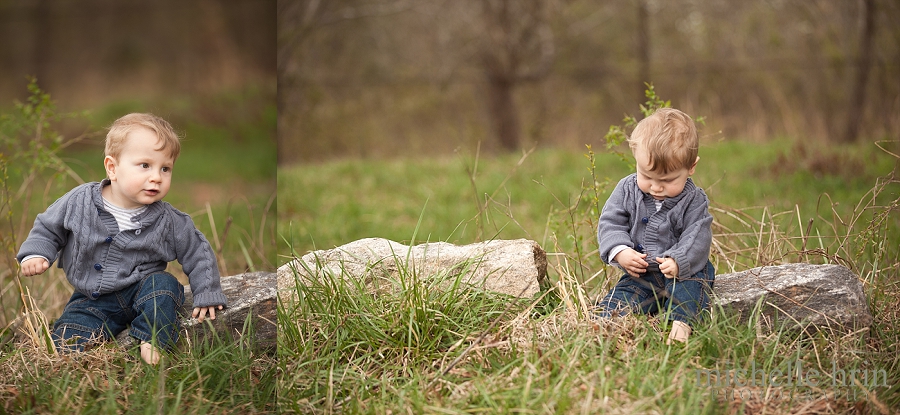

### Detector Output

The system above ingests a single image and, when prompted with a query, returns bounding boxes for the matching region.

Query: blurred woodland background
[279,0,900,164]
[0,0,274,107]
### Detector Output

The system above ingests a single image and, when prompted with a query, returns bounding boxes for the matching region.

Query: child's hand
[192,305,224,322]
[20,257,50,276]
[615,248,648,277]
[656,257,679,279]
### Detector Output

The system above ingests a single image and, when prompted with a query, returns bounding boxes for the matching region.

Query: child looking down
[595,107,714,344]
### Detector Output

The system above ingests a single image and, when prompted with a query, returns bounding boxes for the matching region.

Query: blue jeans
[52,272,185,353]
[596,261,715,326]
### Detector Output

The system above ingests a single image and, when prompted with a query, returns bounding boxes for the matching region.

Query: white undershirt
[102,198,146,231]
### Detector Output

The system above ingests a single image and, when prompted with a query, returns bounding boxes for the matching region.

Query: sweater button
[636,244,644,252]
[105,236,113,243]
[641,217,649,224]
[91,292,100,299]
[94,263,102,271]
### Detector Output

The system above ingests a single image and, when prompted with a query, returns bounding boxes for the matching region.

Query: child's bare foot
[666,320,692,345]
[140,341,161,365]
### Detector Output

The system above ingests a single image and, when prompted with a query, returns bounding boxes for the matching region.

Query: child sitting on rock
[17,113,227,364]
[595,107,714,344]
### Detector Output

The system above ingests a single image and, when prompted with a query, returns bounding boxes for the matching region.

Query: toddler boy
[17,113,227,364]
[595,107,714,344]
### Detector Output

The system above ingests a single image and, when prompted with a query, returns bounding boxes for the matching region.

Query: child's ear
[104,156,118,180]
[688,156,699,176]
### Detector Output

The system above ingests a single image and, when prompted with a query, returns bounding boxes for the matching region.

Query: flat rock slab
[117,271,277,350]
[278,238,548,300]
[713,263,872,332]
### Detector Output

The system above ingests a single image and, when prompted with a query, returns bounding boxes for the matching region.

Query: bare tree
[30,0,52,87]
[277,0,321,164]
[478,0,554,151]
[842,0,875,143]
[636,0,650,105]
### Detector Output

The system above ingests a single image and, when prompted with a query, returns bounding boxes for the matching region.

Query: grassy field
[277,138,900,413]
[0,83,277,413]
[278,138,898,268]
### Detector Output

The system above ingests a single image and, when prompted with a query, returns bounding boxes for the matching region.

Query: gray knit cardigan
[598,173,713,278]
[17,180,228,308]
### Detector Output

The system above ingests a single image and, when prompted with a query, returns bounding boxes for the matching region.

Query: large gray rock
[278,238,548,301]
[117,271,276,350]
[713,263,872,332]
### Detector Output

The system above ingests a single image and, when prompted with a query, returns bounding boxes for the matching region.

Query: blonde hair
[105,113,181,160]
[628,107,698,174]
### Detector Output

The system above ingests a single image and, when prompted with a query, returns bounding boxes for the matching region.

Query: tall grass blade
[238,238,256,272]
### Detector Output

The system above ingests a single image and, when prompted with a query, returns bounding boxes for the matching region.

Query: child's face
[633,145,697,200]
[102,127,174,209]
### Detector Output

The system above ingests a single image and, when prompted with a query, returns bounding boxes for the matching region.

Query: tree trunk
[30,0,52,87]
[195,0,243,91]
[636,0,650,104]
[487,74,521,151]
[842,0,875,143]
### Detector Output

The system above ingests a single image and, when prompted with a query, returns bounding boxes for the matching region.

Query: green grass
[277,138,900,413]
[278,139,898,268]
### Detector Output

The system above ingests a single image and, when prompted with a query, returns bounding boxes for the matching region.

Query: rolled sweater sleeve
[598,176,638,265]
[171,211,228,308]
[16,188,75,266]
